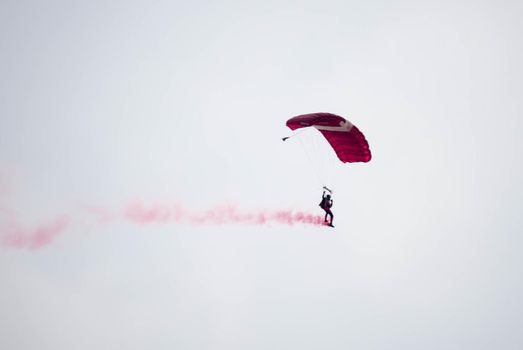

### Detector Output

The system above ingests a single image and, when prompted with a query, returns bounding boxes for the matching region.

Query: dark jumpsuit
[319,192,333,224]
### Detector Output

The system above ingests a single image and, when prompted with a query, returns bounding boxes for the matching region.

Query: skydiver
[319,190,334,227]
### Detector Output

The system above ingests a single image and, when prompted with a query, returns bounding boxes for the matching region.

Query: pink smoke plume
[1,201,326,250]
[124,202,325,226]
[1,215,69,250]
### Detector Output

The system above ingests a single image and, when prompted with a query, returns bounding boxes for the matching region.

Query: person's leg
[326,210,333,226]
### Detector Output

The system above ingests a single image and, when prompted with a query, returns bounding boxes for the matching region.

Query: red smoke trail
[1,215,69,250]
[1,201,325,250]
[124,202,325,226]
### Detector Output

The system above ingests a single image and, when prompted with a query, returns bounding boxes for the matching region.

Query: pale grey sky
[1,0,522,349]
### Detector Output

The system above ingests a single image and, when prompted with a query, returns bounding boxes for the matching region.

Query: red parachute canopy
[286,113,371,163]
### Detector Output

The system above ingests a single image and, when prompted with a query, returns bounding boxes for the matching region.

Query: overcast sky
[1,0,522,349]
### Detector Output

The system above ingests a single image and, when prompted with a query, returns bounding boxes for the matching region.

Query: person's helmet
[326,195,331,199]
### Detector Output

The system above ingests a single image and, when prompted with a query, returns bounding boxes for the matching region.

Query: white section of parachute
[313,120,353,132]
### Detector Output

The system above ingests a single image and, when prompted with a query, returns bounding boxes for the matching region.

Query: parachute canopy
[286,112,371,163]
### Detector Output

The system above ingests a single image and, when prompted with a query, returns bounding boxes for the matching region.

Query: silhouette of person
[319,190,334,227]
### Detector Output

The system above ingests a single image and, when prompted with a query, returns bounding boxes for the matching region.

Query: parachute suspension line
[315,130,335,189]
[311,128,332,189]
[310,130,322,182]
[297,133,323,187]
[283,128,325,186]
[285,128,337,192]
